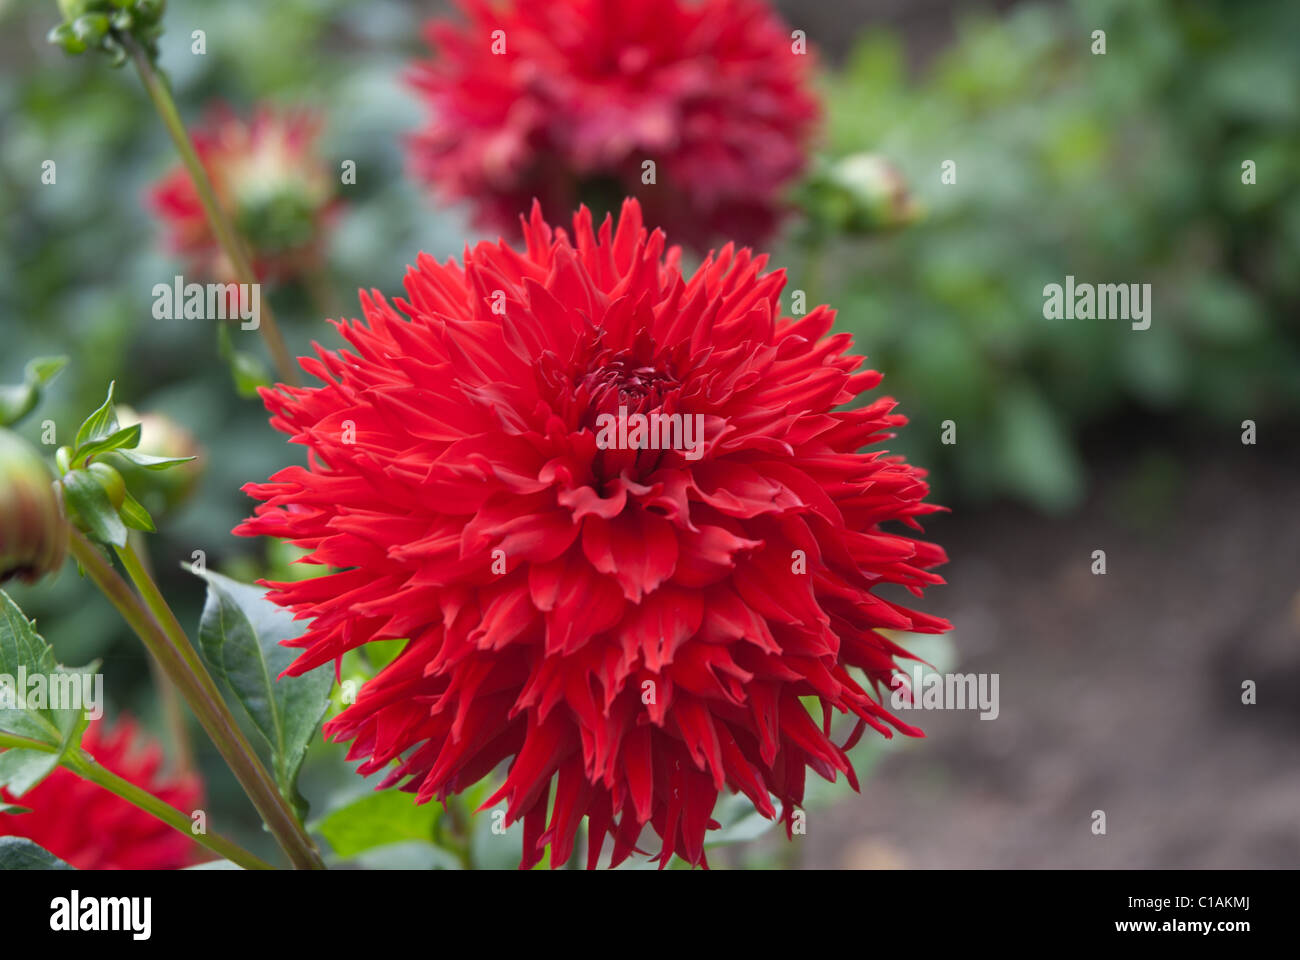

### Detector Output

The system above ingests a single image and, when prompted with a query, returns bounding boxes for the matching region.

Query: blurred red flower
[0,718,203,870]
[407,0,818,252]
[237,198,948,868]
[149,105,335,284]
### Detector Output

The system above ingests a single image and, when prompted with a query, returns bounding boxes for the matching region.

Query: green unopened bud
[48,21,88,54]
[0,429,67,585]
[50,0,167,65]
[57,0,95,21]
[136,0,165,22]
[72,12,110,44]
[803,154,919,237]
[86,461,126,510]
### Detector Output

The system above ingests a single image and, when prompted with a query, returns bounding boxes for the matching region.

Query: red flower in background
[237,198,948,868]
[0,718,202,869]
[407,0,818,252]
[149,105,335,284]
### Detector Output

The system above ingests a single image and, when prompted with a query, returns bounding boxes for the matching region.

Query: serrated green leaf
[0,751,61,798]
[114,449,197,470]
[118,489,155,533]
[312,788,443,860]
[74,422,141,466]
[0,591,97,796]
[192,569,331,821]
[60,470,127,548]
[0,836,76,870]
[73,381,118,453]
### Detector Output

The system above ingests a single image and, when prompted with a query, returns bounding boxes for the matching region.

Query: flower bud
[802,154,919,237]
[86,461,126,510]
[0,429,67,585]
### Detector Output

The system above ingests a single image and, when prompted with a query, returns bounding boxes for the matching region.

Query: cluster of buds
[0,360,204,587]
[47,0,166,67]
[51,383,197,552]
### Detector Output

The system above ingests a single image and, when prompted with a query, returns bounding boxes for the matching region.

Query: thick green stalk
[129,530,193,773]
[122,33,300,387]
[67,530,325,869]
[0,730,271,870]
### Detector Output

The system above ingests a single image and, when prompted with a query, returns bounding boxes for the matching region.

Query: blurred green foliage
[0,0,476,851]
[813,0,1300,510]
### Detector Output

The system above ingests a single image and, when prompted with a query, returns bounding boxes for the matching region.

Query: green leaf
[118,489,155,533]
[312,788,443,860]
[0,837,76,870]
[72,381,119,453]
[229,352,271,398]
[353,841,463,870]
[0,591,96,796]
[192,569,332,821]
[114,449,197,470]
[74,421,141,466]
[0,802,30,815]
[0,356,68,427]
[218,325,271,398]
[60,470,127,548]
[0,751,61,798]
[25,357,69,385]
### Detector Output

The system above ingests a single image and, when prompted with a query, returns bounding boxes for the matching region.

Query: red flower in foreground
[0,718,202,869]
[149,105,335,283]
[407,0,818,252]
[237,199,949,868]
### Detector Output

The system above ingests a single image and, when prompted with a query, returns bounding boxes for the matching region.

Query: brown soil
[804,446,1300,868]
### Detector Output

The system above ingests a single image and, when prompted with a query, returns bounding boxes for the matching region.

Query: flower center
[581,353,679,421]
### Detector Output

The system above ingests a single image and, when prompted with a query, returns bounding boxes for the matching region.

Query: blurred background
[1,0,1297,867]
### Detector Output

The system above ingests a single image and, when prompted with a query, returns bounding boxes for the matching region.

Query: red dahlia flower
[407,0,818,252]
[237,198,949,868]
[149,105,335,284]
[0,718,203,869]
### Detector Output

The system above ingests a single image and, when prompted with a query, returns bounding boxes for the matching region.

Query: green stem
[0,731,271,870]
[67,530,325,869]
[129,530,193,773]
[122,33,300,388]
